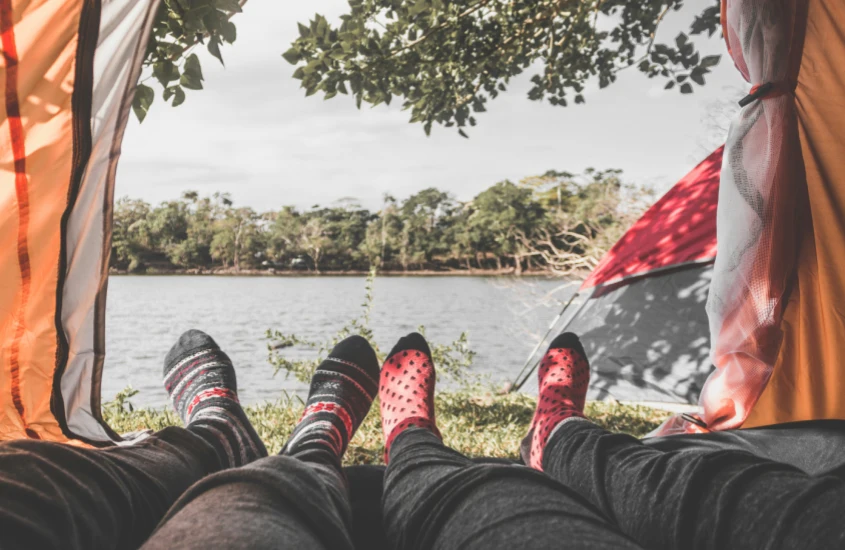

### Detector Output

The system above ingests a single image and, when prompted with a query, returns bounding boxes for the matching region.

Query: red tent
[513,147,722,404]
[582,146,722,292]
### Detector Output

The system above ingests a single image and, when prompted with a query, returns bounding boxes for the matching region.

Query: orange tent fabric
[745,0,845,427]
[0,0,158,444]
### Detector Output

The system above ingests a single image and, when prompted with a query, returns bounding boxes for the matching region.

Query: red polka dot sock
[380,332,441,463]
[281,335,380,461]
[521,332,590,471]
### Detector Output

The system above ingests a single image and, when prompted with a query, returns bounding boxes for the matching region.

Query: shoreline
[109,268,579,278]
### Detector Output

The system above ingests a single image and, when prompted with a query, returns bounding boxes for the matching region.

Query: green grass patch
[104,391,671,465]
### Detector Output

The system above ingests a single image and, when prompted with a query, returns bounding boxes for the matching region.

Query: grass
[104,390,671,465]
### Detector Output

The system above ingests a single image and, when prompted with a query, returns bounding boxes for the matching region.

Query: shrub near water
[104,388,670,465]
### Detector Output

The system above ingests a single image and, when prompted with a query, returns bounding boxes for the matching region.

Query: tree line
[111,169,653,275]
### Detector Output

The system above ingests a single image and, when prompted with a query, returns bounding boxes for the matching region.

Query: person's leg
[143,335,381,550]
[528,333,845,550]
[643,419,845,476]
[0,329,267,550]
[380,333,642,550]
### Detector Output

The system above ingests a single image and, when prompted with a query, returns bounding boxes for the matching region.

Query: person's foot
[521,332,590,470]
[380,332,441,462]
[281,335,380,461]
[164,329,267,467]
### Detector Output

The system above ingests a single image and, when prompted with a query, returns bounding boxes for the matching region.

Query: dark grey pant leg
[382,428,643,550]
[142,448,355,550]
[0,427,221,550]
[545,419,845,550]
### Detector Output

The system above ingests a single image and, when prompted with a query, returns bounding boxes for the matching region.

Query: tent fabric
[543,264,712,404]
[697,0,807,432]
[0,0,159,444]
[525,0,845,434]
[526,149,722,404]
[744,0,845,428]
[580,147,721,293]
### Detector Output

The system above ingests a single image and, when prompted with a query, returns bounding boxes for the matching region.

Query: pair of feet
[163,330,590,470]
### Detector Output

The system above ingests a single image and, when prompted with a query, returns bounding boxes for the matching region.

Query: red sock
[380,333,441,462]
[522,332,590,471]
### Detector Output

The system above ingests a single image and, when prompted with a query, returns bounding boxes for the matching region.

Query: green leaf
[680,83,693,94]
[215,0,243,13]
[184,53,203,79]
[221,21,237,43]
[208,38,224,65]
[280,1,721,134]
[701,54,721,68]
[664,80,675,90]
[690,72,705,86]
[282,48,301,65]
[132,83,154,122]
[458,129,468,138]
[153,60,178,85]
[172,86,186,107]
[180,72,203,90]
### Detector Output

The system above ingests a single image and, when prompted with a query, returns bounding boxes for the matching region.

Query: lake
[103,275,577,407]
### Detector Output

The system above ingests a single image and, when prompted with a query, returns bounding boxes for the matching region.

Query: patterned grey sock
[281,335,379,462]
[164,329,267,467]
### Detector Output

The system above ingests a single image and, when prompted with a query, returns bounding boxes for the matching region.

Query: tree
[299,216,331,272]
[314,206,375,270]
[360,194,403,268]
[107,177,651,275]
[284,1,722,135]
[182,191,231,268]
[398,188,457,269]
[145,199,193,267]
[444,204,475,270]
[518,168,655,275]
[112,198,155,272]
[265,206,304,265]
[134,0,247,121]
[210,206,264,270]
[467,181,546,275]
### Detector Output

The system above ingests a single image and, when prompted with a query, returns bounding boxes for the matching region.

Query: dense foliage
[284,0,721,135]
[135,1,721,125]
[111,168,652,274]
[134,0,246,121]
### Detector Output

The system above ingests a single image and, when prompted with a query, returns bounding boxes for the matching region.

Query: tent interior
[1,0,844,464]
[4,0,845,547]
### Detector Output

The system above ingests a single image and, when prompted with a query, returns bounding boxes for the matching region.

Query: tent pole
[509,291,578,392]
[511,292,592,392]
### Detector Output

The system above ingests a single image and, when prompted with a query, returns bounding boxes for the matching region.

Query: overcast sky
[116,1,746,212]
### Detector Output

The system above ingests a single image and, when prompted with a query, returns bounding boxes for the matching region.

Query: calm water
[103,276,576,407]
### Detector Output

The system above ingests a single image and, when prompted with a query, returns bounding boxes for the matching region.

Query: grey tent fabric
[522,265,714,404]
